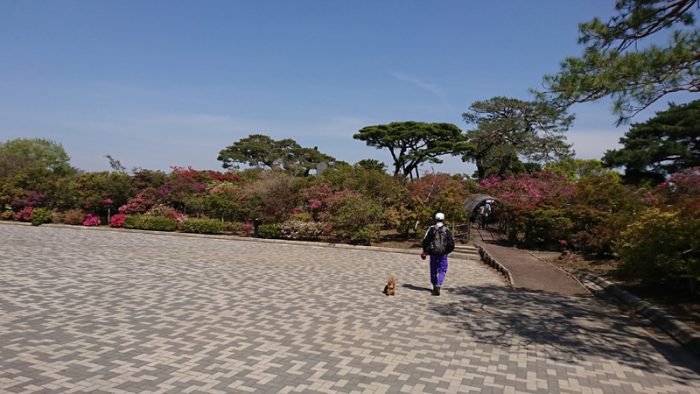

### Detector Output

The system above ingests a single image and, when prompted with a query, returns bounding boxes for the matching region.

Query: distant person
[420,212,455,296]
[484,201,492,225]
[477,204,487,229]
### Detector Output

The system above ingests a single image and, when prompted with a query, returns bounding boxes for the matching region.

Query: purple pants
[429,254,448,286]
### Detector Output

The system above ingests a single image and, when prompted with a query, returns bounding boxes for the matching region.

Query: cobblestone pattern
[1,224,699,393]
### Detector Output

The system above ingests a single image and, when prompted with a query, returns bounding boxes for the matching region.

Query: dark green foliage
[354,121,470,180]
[462,97,574,179]
[349,224,382,245]
[217,134,335,176]
[542,0,699,124]
[181,219,225,234]
[131,169,168,192]
[223,221,243,234]
[257,224,282,239]
[30,208,52,226]
[77,171,134,211]
[123,215,178,232]
[354,159,387,173]
[524,208,574,248]
[603,100,700,184]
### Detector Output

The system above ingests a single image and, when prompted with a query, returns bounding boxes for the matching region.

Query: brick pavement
[1,223,699,393]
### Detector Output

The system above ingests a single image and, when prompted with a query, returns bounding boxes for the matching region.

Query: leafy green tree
[462,97,574,179]
[603,100,700,184]
[545,159,618,180]
[542,0,699,124]
[353,121,469,180]
[218,134,290,169]
[354,159,387,173]
[0,138,74,177]
[217,134,334,176]
[284,146,337,177]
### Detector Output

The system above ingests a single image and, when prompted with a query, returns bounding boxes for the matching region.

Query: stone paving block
[1,224,700,393]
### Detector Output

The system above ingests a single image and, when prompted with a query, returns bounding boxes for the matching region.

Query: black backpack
[430,226,453,255]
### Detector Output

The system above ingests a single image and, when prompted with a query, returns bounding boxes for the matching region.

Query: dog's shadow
[402,284,433,293]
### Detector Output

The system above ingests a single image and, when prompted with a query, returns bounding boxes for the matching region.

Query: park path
[473,227,589,296]
[1,223,699,393]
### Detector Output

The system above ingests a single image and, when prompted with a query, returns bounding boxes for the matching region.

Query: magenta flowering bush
[655,166,700,212]
[110,213,126,227]
[83,214,101,226]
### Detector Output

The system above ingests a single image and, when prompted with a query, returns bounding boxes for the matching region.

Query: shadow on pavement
[402,283,433,293]
[432,285,700,382]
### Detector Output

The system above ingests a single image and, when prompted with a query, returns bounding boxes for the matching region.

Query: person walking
[477,204,486,229]
[421,212,455,296]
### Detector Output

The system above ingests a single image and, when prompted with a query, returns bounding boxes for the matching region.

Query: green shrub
[615,208,700,287]
[571,212,633,256]
[123,215,141,229]
[30,208,52,226]
[524,208,574,248]
[257,223,282,239]
[224,221,242,234]
[349,224,381,245]
[279,220,323,240]
[286,211,314,222]
[181,218,225,234]
[328,192,383,241]
[124,215,177,232]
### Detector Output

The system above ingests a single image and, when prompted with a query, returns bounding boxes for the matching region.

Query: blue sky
[0,1,695,174]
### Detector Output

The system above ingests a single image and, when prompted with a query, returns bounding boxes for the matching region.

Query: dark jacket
[422,224,455,256]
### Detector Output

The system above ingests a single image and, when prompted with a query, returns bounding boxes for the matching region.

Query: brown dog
[383,275,396,296]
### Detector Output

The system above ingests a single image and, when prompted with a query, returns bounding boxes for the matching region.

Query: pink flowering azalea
[240,222,254,236]
[119,194,148,214]
[14,207,33,222]
[309,199,323,210]
[479,176,502,187]
[83,214,101,226]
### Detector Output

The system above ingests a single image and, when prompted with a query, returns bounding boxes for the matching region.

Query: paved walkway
[473,228,589,297]
[1,223,699,393]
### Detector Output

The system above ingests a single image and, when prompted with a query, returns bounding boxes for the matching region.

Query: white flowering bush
[279,220,324,240]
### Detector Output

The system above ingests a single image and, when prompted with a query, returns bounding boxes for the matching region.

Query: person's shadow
[402,284,433,293]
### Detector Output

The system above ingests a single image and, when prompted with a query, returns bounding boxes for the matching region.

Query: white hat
[435,212,445,221]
